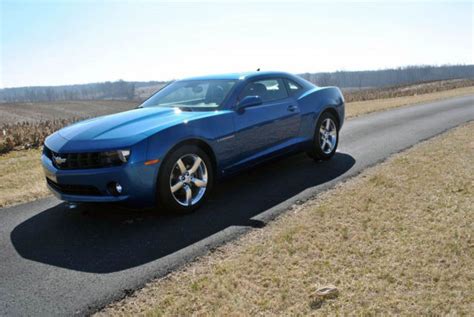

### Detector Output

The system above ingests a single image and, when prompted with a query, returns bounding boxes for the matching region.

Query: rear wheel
[157,145,213,214]
[307,112,339,161]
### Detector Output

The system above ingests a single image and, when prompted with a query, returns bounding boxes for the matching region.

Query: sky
[0,0,472,88]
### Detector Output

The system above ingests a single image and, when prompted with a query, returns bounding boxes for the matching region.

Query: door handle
[287,105,298,112]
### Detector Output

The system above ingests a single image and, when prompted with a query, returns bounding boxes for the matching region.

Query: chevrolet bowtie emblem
[52,155,67,165]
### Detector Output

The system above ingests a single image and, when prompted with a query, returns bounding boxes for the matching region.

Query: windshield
[140,79,237,110]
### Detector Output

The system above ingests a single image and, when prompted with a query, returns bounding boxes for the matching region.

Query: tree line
[300,65,474,88]
[0,80,153,103]
[0,65,472,103]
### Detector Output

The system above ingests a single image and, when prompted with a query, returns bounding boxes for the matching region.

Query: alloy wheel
[319,118,337,154]
[169,154,208,206]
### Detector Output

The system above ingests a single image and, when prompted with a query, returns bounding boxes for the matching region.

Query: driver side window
[240,78,288,103]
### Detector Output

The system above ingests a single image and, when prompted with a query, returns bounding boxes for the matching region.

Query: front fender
[144,110,235,173]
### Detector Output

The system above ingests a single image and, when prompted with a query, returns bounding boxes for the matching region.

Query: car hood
[58,107,219,142]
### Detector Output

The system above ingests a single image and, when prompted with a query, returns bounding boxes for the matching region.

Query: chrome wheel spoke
[192,178,207,188]
[188,157,202,174]
[326,138,333,149]
[176,159,186,174]
[325,119,331,130]
[171,181,184,193]
[184,186,192,206]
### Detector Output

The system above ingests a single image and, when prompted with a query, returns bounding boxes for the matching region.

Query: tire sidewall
[157,145,214,214]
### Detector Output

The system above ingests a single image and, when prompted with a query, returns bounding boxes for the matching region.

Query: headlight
[101,149,131,165]
[117,149,131,162]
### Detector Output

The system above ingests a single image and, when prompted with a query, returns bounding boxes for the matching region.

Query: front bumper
[42,154,159,208]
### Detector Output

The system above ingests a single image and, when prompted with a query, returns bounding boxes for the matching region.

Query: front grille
[57,152,102,169]
[46,178,102,196]
[44,146,123,170]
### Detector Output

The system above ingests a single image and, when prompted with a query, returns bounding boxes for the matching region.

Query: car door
[231,78,301,160]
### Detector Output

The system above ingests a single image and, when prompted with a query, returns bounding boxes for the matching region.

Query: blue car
[42,71,345,213]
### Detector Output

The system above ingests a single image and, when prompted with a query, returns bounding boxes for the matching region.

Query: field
[0,100,136,154]
[346,85,474,117]
[98,122,474,316]
[343,78,474,102]
[1,79,472,125]
[0,100,136,125]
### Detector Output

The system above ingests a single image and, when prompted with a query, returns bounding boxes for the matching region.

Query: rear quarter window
[285,79,304,95]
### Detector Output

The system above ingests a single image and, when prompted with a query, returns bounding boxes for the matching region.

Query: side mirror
[236,96,262,112]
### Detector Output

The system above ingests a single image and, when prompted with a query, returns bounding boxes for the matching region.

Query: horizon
[1,1,472,89]
[0,63,472,90]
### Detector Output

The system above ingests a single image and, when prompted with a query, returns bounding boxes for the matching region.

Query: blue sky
[1,1,472,88]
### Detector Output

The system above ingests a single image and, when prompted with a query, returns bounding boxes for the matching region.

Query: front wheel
[307,112,339,161]
[157,145,213,214]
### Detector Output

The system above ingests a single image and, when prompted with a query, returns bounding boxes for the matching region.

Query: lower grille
[46,178,102,196]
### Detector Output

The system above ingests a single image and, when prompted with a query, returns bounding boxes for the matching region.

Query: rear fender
[297,86,345,140]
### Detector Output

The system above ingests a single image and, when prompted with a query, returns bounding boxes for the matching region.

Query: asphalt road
[1,95,473,316]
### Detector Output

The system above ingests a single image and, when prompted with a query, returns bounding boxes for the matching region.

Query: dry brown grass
[346,85,474,118]
[0,148,48,208]
[0,119,76,154]
[343,79,474,102]
[98,122,474,316]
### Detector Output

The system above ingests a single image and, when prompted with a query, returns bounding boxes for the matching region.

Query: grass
[346,85,474,117]
[0,86,472,207]
[343,79,474,102]
[0,148,47,208]
[97,122,474,316]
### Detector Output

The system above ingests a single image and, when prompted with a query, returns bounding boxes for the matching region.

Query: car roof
[180,71,294,81]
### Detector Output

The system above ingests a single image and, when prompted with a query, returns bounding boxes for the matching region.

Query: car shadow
[11,152,355,273]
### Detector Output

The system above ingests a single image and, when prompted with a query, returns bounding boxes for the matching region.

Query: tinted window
[286,79,303,95]
[240,78,288,103]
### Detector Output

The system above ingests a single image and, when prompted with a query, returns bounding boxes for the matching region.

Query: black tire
[156,145,214,214]
[307,111,339,161]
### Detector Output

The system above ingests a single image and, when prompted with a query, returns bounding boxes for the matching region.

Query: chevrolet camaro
[42,71,345,213]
